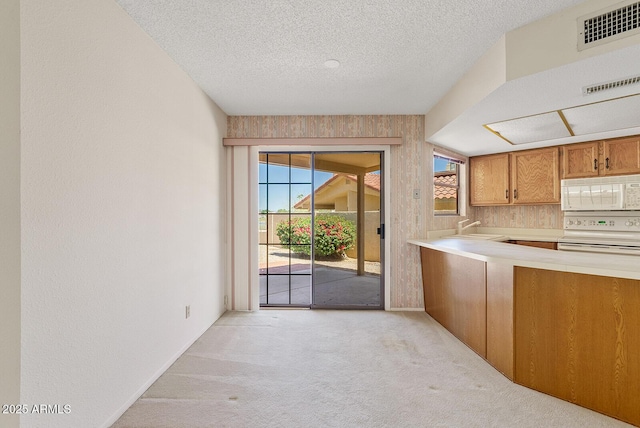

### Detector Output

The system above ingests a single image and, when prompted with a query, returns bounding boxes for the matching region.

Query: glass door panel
[259,153,312,306]
[311,152,383,308]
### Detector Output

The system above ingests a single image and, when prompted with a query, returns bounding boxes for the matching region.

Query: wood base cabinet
[486,263,514,380]
[420,248,486,358]
[514,267,640,426]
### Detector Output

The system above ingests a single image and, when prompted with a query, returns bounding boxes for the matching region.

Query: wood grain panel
[420,248,486,357]
[561,142,599,179]
[486,263,514,380]
[514,267,640,426]
[510,147,560,205]
[602,136,640,176]
[469,153,510,206]
[513,240,557,250]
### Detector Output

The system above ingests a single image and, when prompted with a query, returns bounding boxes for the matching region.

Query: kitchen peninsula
[409,237,640,427]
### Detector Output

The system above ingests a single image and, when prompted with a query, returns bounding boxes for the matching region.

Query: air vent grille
[583,75,640,95]
[578,1,640,50]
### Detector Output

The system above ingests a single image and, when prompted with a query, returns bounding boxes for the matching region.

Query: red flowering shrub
[275,215,356,257]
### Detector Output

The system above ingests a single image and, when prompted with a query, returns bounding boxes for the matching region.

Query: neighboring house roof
[294,173,380,209]
[434,172,457,200]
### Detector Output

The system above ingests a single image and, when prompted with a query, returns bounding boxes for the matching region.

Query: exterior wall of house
[20,1,227,427]
[335,196,349,211]
[0,1,21,426]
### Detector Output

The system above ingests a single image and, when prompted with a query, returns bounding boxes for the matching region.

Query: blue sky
[261,158,448,212]
[259,163,333,212]
[434,157,452,172]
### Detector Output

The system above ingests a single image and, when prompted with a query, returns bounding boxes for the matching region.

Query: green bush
[275,215,356,257]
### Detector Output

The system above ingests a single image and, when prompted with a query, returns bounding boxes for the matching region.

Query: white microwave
[561,174,640,211]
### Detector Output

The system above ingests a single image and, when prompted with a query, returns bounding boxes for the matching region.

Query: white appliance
[561,174,640,211]
[559,211,640,255]
[559,175,640,255]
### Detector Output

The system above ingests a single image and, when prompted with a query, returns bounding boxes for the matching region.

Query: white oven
[560,175,640,255]
[559,211,640,255]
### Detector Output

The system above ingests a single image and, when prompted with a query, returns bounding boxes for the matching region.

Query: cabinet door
[602,136,640,176]
[470,153,510,206]
[510,148,560,204]
[561,142,599,179]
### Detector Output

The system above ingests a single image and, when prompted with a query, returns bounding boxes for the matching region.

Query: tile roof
[434,172,457,200]
[347,173,381,191]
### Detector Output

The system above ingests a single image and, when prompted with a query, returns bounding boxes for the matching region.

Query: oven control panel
[564,213,640,231]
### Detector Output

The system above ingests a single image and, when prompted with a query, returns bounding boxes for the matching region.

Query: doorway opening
[259,152,384,309]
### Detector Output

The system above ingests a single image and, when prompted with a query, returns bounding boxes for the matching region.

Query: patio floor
[260,246,381,307]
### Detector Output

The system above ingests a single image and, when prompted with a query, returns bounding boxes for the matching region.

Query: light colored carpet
[112,310,632,427]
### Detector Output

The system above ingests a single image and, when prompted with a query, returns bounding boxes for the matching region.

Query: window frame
[433,152,465,217]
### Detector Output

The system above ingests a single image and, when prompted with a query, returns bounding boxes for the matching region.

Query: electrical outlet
[413,189,420,199]
[185,305,190,319]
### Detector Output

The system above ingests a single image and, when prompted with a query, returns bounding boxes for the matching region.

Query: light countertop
[408,237,640,281]
[426,227,563,242]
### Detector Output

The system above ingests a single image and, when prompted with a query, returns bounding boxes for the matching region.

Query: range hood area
[426,0,640,156]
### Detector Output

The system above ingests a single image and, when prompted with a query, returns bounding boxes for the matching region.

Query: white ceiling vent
[582,75,640,95]
[578,0,640,51]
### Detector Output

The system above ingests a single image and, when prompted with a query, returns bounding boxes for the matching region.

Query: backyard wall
[19,1,227,427]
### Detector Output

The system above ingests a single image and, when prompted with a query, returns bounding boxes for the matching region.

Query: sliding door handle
[376,224,385,239]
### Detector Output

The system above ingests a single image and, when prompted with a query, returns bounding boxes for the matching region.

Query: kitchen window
[434,153,463,216]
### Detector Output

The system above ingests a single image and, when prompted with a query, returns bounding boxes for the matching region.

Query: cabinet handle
[605,157,610,169]
[506,189,509,199]
[594,159,598,170]
[514,189,518,199]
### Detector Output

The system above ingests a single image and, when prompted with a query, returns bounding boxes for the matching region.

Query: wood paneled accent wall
[228,115,447,309]
[473,204,563,229]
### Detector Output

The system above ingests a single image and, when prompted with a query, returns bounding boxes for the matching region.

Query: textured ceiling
[114,0,584,116]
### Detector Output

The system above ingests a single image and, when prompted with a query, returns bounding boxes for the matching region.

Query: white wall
[425,36,506,140]
[506,0,640,81]
[0,1,21,427]
[20,1,227,427]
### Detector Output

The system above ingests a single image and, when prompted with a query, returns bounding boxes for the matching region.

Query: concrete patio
[259,247,381,307]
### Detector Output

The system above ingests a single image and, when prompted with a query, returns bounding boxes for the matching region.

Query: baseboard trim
[100,310,226,428]
[388,307,425,312]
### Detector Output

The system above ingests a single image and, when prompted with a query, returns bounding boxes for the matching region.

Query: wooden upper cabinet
[470,153,510,206]
[510,147,560,205]
[561,136,640,179]
[602,136,640,176]
[561,142,599,179]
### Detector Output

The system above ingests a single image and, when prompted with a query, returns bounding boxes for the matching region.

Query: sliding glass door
[259,152,383,309]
